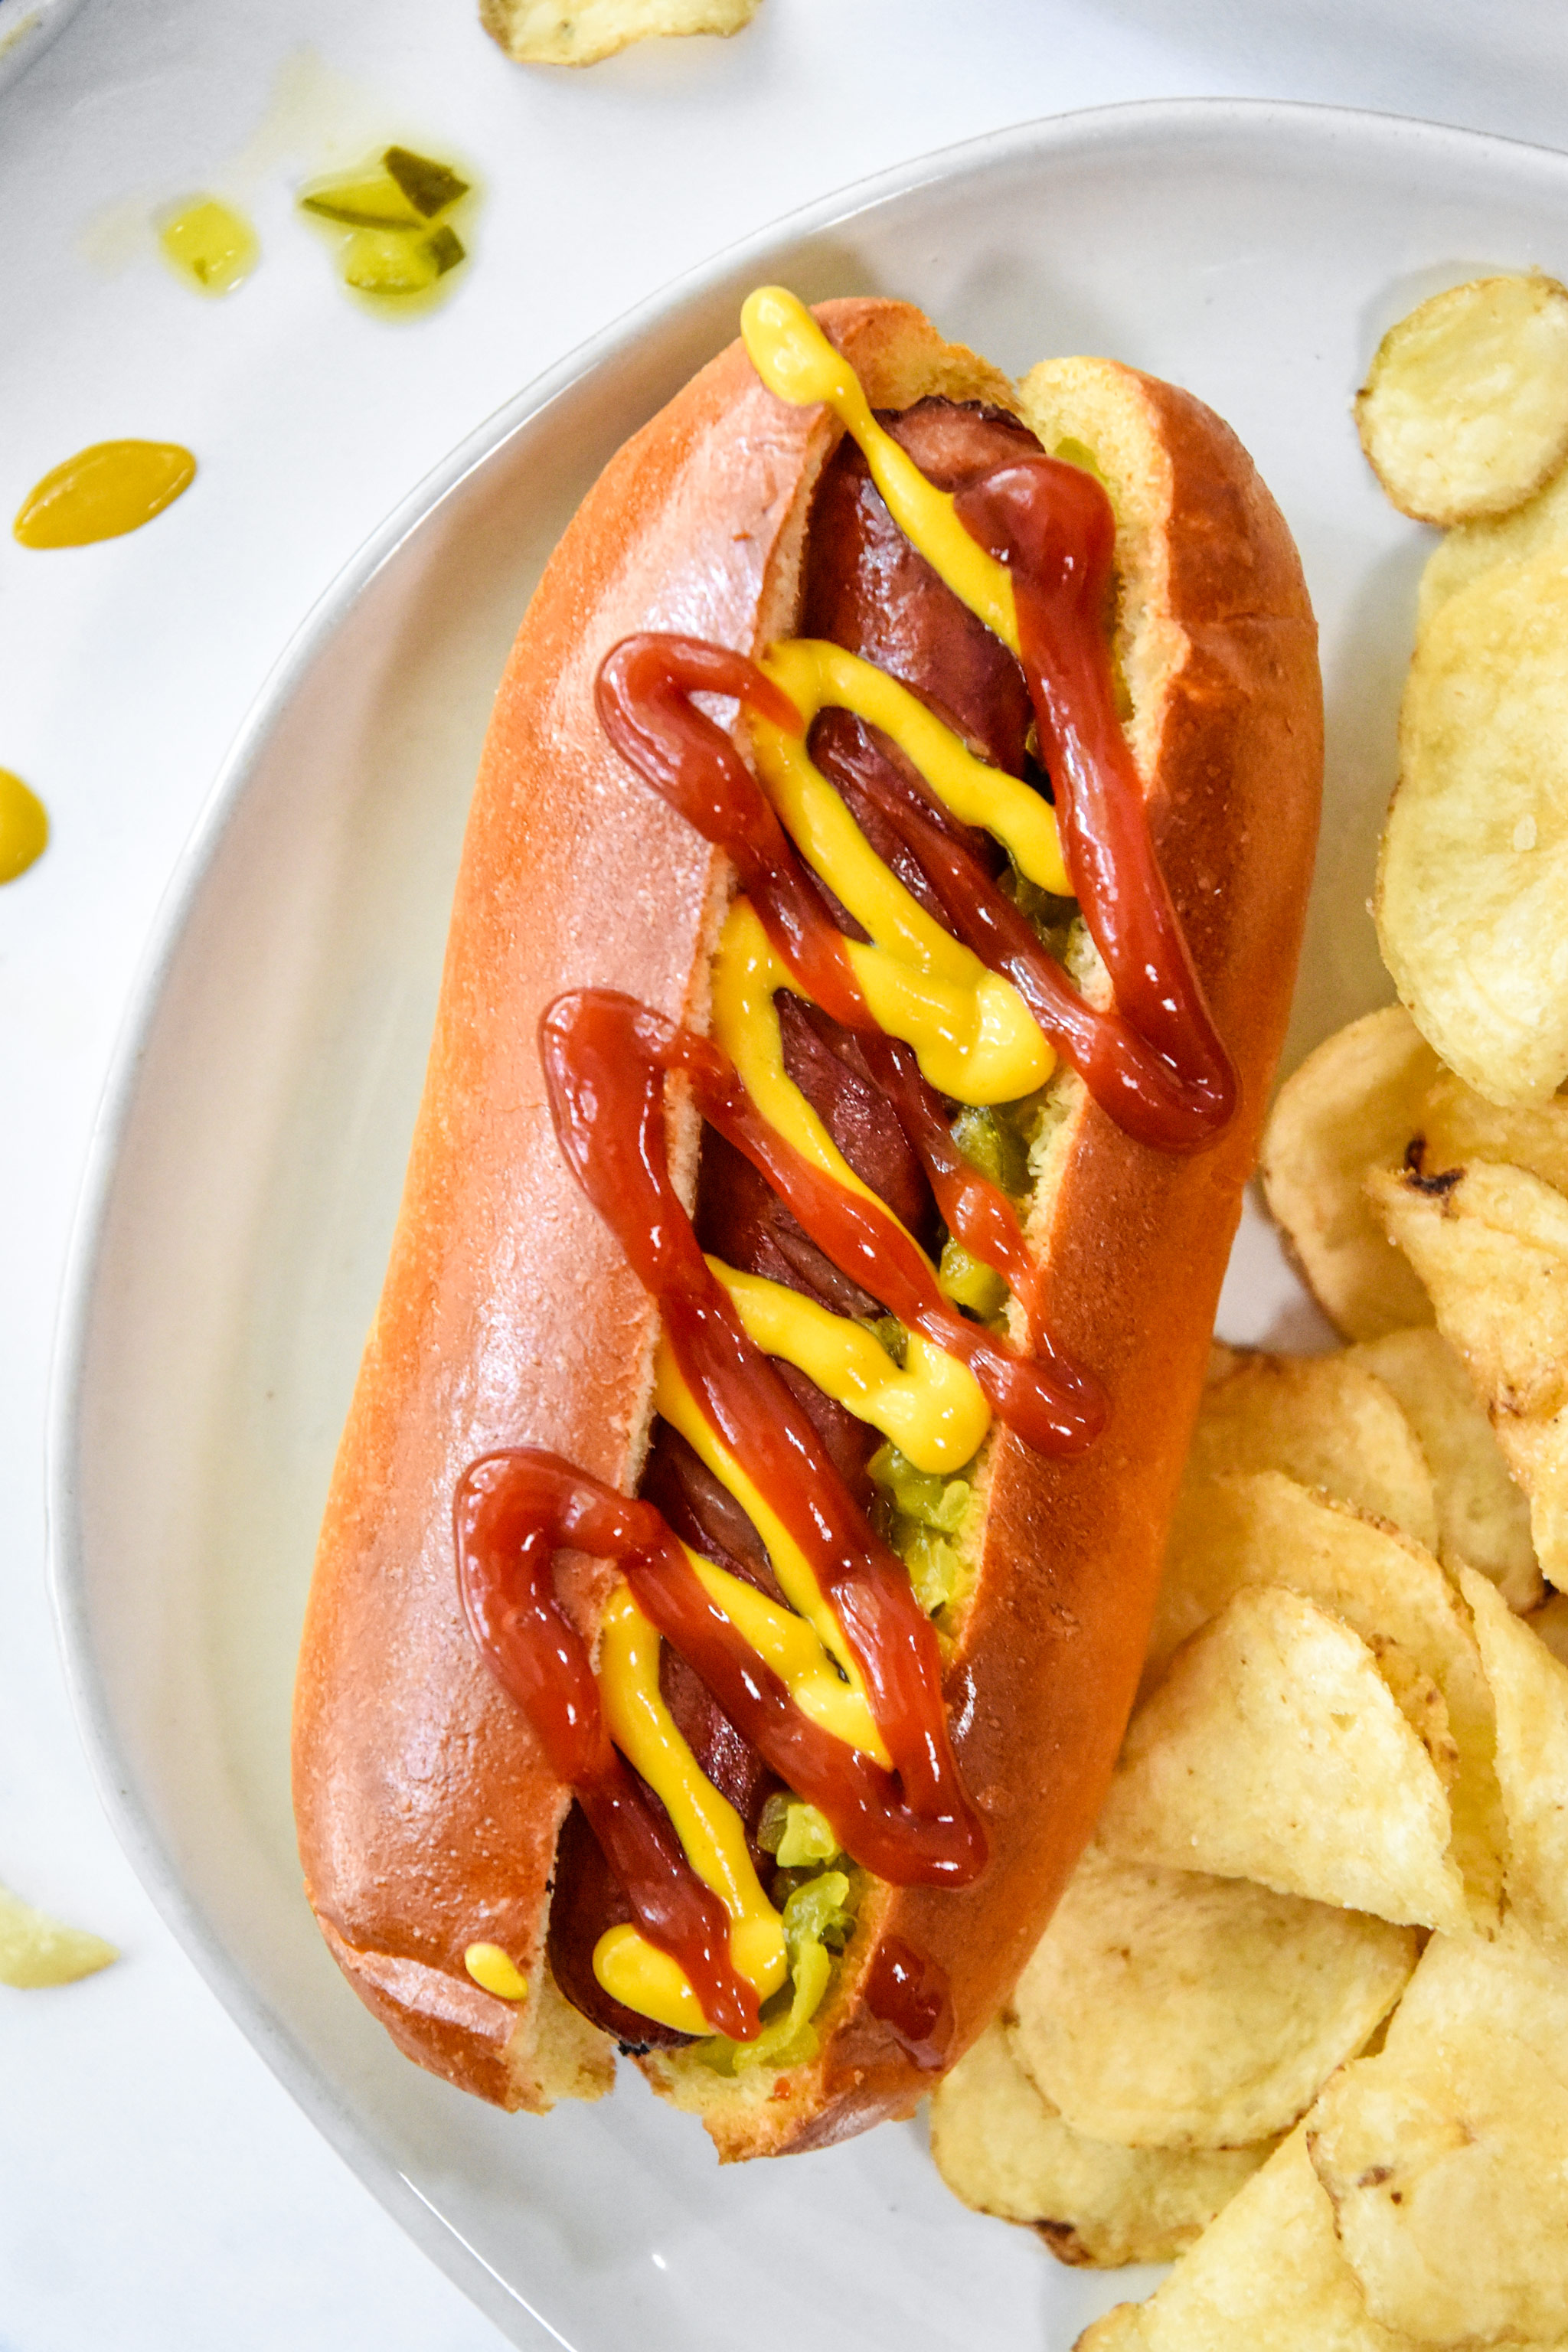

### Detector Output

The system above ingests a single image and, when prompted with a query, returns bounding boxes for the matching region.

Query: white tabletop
[2,2,1564,2344]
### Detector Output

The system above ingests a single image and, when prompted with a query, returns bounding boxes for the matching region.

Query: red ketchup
[458,439,1235,2043]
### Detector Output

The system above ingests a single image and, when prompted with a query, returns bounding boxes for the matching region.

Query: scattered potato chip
[1308,1939,1568,2346]
[0,1883,117,1988]
[1187,1350,1438,1553]
[481,0,760,64]
[1371,1158,1568,1586]
[1008,1844,1416,2152]
[1259,1008,1440,1341]
[1377,545,1568,1107]
[1348,1325,1542,1609]
[1419,452,1568,628]
[1097,1586,1470,1933]
[1461,1564,1568,1964]
[1356,273,1568,526]
[1073,2130,1406,2352]
[929,2017,1272,2268]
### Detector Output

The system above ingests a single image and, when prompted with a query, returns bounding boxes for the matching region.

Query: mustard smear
[14,443,196,549]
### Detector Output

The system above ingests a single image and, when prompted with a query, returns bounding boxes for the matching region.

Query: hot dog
[292,292,1322,2158]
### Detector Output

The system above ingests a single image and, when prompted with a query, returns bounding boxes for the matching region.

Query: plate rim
[44,91,1568,2346]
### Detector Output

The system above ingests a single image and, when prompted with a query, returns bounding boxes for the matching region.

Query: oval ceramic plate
[49,98,1568,2350]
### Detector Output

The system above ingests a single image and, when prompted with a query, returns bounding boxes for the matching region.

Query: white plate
[0,0,91,96]
[48,96,1568,2350]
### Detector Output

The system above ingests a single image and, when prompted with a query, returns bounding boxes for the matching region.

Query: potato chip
[1461,1565,1568,1964]
[1073,2312,1149,2350]
[1355,273,1568,526]
[1097,1586,1470,1933]
[1008,1844,1416,2151]
[0,1883,116,1988]
[1371,1159,1568,1586]
[1150,1471,1502,1913]
[1421,1063,1568,1196]
[1187,1350,1439,1553]
[1377,545,1568,1107]
[1073,2129,1410,2352]
[481,0,761,64]
[1308,1936,1568,2345]
[1349,1325,1542,1609]
[929,2017,1271,2269]
[1419,453,1568,628]
[1259,1008,1440,1340]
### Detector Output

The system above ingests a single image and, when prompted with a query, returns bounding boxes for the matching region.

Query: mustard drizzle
[590,290,1080,2036]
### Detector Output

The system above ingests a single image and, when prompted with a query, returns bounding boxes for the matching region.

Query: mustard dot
[0,770,48,884]
[464,1942,528,2001]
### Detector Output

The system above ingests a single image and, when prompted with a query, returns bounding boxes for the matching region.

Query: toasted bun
[292,300,1321,2149]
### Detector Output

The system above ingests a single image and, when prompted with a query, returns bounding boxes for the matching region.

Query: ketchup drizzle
[455,1456,757,2039]
[596,635,1089,1330]
[955,456,1237,1149]
[457,1452,986,1894]
[541,990,1103,1459]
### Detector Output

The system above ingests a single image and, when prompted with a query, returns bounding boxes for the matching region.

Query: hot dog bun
[292,299,1321,2156]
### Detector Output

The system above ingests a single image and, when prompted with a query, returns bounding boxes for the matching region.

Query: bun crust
[292,302,1321,2145]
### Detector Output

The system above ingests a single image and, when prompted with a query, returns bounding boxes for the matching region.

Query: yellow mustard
[741,286,1020,653]
[760,639,1070,897]
[0,772,49,884]
[592,1586,788,2033]
[464,1942,528,2001]
[14,443,197,550]
[708,1258,988,1474]
[746,700,1050,1103]
[652,1346,888,1752]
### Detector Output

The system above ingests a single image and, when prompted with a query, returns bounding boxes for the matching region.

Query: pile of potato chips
[936,1115,1568,2341]
[932,273,1568,2347]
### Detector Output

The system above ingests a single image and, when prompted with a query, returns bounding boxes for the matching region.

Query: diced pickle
[383,145,470,217]
[899,1526,963,1614]
[692,1870,856,2076]
[768,1798,840,1868]
[341,228,442,296]
[159,198,258,295]
[782,1870,854,1955]
[424,224,466,277]
[869,1314,907,1367]
[870,1442,971,1534]
[938,1233,1009,1318]
[1051,434,1109,485]
[952,1103,1030,1199]
[300,172,423,229]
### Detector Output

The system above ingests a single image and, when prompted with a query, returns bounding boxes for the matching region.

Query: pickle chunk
[159,197,259,295]
[298,143,475,309]
[299,172,423,229]
[383,145,470,217]
[341,228,443,297]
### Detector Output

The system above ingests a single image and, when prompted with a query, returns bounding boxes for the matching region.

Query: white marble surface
[2,3,1563,2345]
